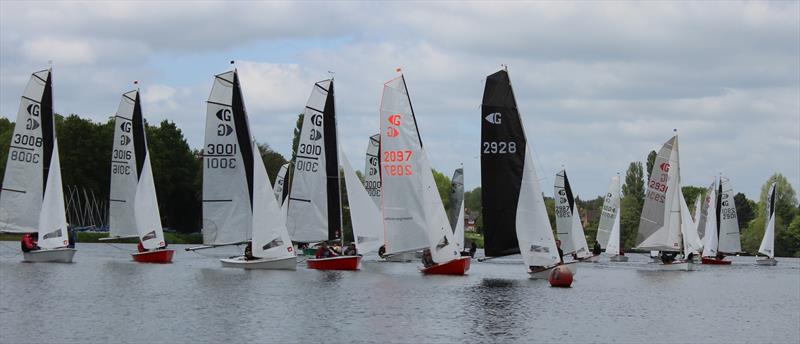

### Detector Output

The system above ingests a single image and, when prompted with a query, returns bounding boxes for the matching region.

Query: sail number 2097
[383,150,413,176]
[482,141,516,154]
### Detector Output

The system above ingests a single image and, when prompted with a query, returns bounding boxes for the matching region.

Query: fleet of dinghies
[0,65,784,273]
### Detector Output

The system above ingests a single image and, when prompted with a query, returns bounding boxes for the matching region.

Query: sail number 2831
[383,150,413,176]
[482,141,516,154]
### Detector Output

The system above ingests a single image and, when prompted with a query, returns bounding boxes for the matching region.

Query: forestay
[717,176,741,254]
[0,69,53,234]
[341,152,384,254]
[554,170,590,257]
[364,134,382,207]
[380,75,458,263]
[758,182,777,258]
[287,79,341,243]
[202,70,253,245]
[448,168,465,249]
[636,135,683,251]
[596,175,620,250]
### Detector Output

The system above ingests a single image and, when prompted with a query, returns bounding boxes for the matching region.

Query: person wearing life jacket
[20,233,39,252]
[421,248,435,268]
[137,242,147,253]
[592,240,602,256]
[315,241,337,259]
[244,241,255,260]
[343,243,357,256]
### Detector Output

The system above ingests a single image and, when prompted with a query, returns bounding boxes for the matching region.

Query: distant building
[464,208,479,232]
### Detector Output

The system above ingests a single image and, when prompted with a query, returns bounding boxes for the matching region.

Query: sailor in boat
[244,242,255,261]
[343,243,357,256]
[618,248,625,256]
[421,248,435,268]
[20,233,40,252]
[469,241,477,258]
[687,251,696,262]
[67,226,77,249]
[137,241,169,253]
[315,241,339,259]
[660,251,678,264]
[592,240,602,256]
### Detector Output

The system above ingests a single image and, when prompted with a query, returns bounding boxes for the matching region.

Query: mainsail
[448,167,465,249]
[364,133,382,207]
[717,176,742,254]
[380,74,458,263]
[680,186,703,255]
[636,135,683,251]
[701,180,719,257]
[108,89,165,249]
[605,204,622,257]
[272,162,289,205]
[554,169,590,257]
[692,193,704,240]
[758,182,777,258]
[286,79,341,243]
[596,175,620,250]
[341,152,384,254]
[481,69,559,268]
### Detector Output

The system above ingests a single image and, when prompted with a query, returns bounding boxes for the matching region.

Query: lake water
[1,243,798,344]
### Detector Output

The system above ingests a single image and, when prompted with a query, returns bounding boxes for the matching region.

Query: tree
[681,186,705,211]
[290,113,304,162]
[621,161,645,248]
[0,118,15,186]
[741,173,799,256]
[431,169,451,211]
[646,150,657,181]
[734,193,756,230]
[622,161,644,203]
[256,142,288,184]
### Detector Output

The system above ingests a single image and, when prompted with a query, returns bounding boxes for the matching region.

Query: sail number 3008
[383,150,413,176]
[482,141,516,154]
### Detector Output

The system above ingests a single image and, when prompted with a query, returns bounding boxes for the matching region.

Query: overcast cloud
[1,1,797,199]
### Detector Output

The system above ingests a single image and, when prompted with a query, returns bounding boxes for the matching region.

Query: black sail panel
[232,71,255,208]
[323,80,342,241]
[132,91,147,178]
[564,170,575,212]
[481,70,527,257]
[40,70,54,196]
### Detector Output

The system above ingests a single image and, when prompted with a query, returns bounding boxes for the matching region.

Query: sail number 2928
[482,141,516,154]
[383,150,413,176]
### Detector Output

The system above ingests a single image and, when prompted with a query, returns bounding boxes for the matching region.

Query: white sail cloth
[758,183,777,258]
[596,175,620,250]
[717,177,742,254]
[517,147,560,268]
[636,135,683,251]
[341,152,384,254]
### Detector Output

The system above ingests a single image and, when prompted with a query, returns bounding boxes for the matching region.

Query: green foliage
[544,196,556,231]
[619,195,642,249]
[734,193,756,229]
[256,142,288,183]
[464,232,484,248]
[622,161,644,203]
[291,113,303,162]
[0,118,15,186]
[431,168,451,210]
[681,186,705,211]
[646,150,656,181]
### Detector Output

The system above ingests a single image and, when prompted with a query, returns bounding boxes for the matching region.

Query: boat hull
[132,249,174,263]
[22,248,76,263]
[701,257,731,265]
[381,251,416,262]
[420,256,471,275]
[221,256,297,270]
[528,262,577,279]
[578,255,600,263]
[656,260,693,271]
[609,255,629,262]
[756,257,778,266]
[307,255,361,270]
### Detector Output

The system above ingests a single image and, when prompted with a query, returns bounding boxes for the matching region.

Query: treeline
[462,152,800,257]
[0,115,288,233]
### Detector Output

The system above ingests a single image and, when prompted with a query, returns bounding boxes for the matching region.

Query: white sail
[517,147,561,267]
[286,79,334,243]
[250,141,295,260]
[448,168,465,250]
[380,75,458,263]
[454,199,465,251]
[605,208,621,257]
[202,70,252,245]
[758,182,777,258]
[341,152,384,254]
[692,193,703,240]
[364,134,382,207]
[596,175,620,249]
[717,176,741,253]
[134,154,165,249]
[37,139,69,249]
[680,187,703,255]
[636,135,682,251]
[108,90,140,239]
[272,162,289,205]
[554,169,590,257]
[0,69,51,233]
[701,180,719,257]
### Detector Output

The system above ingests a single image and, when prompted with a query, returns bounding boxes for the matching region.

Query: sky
[1,1,798,200]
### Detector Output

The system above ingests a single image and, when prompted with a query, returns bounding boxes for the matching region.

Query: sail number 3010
[383,150,413,176]
[482,141,516,154]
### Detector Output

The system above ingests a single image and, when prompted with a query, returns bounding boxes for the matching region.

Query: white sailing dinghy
[286,79,361,270]
[380,72,468,275]
[479,68,564,279]
[636,133,693,271]
[598,175,628,262]
[191,68,296,270]
[700,177,741,264]
[104,88,173,263]
[554,169,595,262]
[757,182,778,266]
[0,68,75,263]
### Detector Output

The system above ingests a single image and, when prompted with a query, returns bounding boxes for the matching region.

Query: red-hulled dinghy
[132,249,174,263]
[701,256,731,265]
[421,256,471,275]
[307,255,361,270]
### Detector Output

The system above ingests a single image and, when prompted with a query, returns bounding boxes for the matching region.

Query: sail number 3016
[383,150,413,176]
[482,141,516,154]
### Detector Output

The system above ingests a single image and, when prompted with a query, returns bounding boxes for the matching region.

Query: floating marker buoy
[548,265,573,287]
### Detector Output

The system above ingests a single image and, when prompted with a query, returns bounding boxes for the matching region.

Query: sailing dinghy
[286,79,360,271]
[191,68,296,270]
[700,176,741,264]
[597,175,628,262]
[380,72,469,275]
[756,182,778,265]
[636,133,694,271]
[0,68,75,263]
[555,169,595,262]
[103,87,174,263]
[480,68,567,279]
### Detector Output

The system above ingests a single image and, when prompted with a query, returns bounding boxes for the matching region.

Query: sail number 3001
[206,144,237,169]
[383,150,413,176]
[482,141,516,154]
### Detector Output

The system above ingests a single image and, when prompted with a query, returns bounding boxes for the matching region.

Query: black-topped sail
[481,70,527,257]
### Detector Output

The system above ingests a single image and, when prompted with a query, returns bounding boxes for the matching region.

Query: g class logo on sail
[311,114,323,127]
[485,112,502,124]
[309,129,322,141]
[659,162,670,172]
[217,124,233,136]
[26,104,40,116]
[120,135,131,146]
[386,126,399,138]
[215,108,232,122]
[388,114,401,126]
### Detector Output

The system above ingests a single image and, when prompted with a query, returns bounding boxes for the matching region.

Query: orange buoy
[548,265,573,287]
